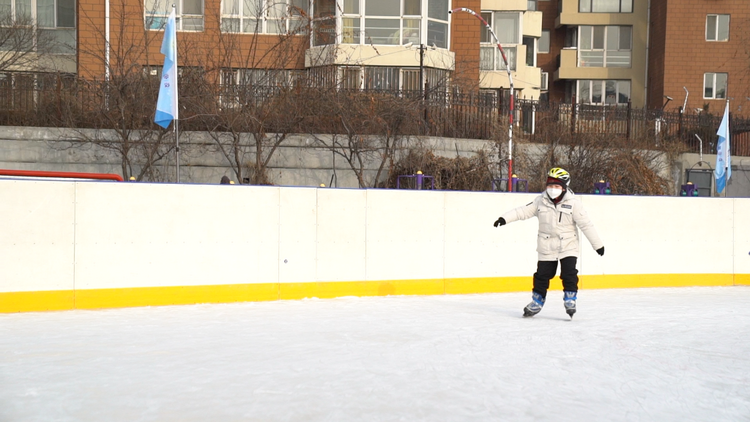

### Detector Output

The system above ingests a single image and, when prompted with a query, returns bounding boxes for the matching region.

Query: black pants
[532,257,578,299]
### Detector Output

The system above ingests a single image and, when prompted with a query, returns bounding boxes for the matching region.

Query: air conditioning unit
[540,72,549,91]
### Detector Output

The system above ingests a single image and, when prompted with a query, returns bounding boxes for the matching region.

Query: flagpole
[714,100,730,197]
[724,99,728,198]
[175,116,180,183]
[173,4,180,183]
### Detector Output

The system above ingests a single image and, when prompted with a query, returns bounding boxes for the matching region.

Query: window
[706,14,729,42]
[336,0,447,48]
[578,25,631,67]
[0,0,75,54]
[480,11,520,71]
[146,0,204,31]
[221,0,308,34]
[365,67,398,90]
[313,0,335,45]
[426,0,448,48]
[341,66,362,89]
[540,72,548,91]
[539,30,550,53]
[577,79,630,104]
[308,65,445,92]
[579,0,632,13]
[527,0,537,11]
[523,36,535,67]
[704,73,727,99]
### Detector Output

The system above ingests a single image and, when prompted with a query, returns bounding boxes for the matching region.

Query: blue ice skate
[523,292,545,317]
[563,291,577,318]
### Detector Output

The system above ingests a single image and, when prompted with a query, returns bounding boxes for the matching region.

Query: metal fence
[2,74,749,155]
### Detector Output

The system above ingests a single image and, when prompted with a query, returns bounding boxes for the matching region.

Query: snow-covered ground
[2,286,749,422]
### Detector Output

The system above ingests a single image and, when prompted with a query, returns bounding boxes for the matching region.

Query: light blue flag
[154,7,178,129]
[714,101,731,194]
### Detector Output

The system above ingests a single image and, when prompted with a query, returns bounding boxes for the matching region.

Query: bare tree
[186,2,311,185]
[0,12,64,72]
[48,0,178,181]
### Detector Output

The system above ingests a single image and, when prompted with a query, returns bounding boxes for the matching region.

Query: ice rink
[2,286,749,422]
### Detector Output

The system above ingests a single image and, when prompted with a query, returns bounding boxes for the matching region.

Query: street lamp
[449,7,515,191]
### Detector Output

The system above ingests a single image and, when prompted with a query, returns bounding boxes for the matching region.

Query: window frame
[703,72,727,100]
[538,29,550,54]
[145,0,205,32]
[335,0,449,48]
[705,14,729,42]
[578,25,631,68]
[576,79,631,105]
[579,0,632,13]
[479,11,521,72]
[1,0,76,54]
[220,0,309,34]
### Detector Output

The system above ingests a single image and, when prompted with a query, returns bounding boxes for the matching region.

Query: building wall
[658,0,750,116]
[450,0,482,87]
[647,0,668,110]
[76,0,309,79]
[553,0,649,107]
[538,0,564,102]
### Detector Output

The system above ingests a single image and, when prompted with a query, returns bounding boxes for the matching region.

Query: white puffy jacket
[501,189,603,261]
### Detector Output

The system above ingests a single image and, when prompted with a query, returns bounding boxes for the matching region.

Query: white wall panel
[0,180,75,292]
[316,188,367,282]
[733,199,750,275]
[278,187,318,283]
[579,195,734,276]
[3,177,750,297]
[74,183,280,289]
[444,192,537,278]
[365,190,445,280]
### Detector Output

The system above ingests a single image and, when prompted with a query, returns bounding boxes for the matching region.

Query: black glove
[596,247,605,256]
[493,217,506,227]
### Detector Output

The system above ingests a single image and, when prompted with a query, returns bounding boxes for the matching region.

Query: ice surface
[2,286,750,422]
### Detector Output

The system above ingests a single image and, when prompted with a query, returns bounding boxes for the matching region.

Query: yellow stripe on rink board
[73,283,280,310]
[735,274,750,286]
[445,276,529,294]
[581,273,735,289]
[279,279,445,300]
[0,290,75,313]
[0,274,746,313]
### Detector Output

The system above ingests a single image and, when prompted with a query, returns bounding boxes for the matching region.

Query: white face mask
[546,187,563,199]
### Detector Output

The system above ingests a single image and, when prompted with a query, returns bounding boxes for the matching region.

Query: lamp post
[449,7,515,191]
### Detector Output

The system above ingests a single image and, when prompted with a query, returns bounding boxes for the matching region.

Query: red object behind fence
[0,169,124,182]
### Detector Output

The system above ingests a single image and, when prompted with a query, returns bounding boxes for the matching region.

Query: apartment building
[478,0,544,100]
[648,0,749,115]
[535,0,647,107]
[536,0,748,112]
[1,0,548,99]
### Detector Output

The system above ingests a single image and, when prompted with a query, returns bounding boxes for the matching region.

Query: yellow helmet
[547,167,570,186]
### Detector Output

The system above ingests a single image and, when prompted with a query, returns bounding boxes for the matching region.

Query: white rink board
[315,189,367,282]
[579,195,735,276]
[444,191,537,278]
[365,189,446,281]
[0,181,75,293]
[73,183,281,289]
[278,187,318,284]
[734,199,750,275]
[1,179,748,298]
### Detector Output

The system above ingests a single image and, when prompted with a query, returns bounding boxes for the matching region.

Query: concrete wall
[1,178,748,312]
[3,126,750,197]
[0,126,490,189]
